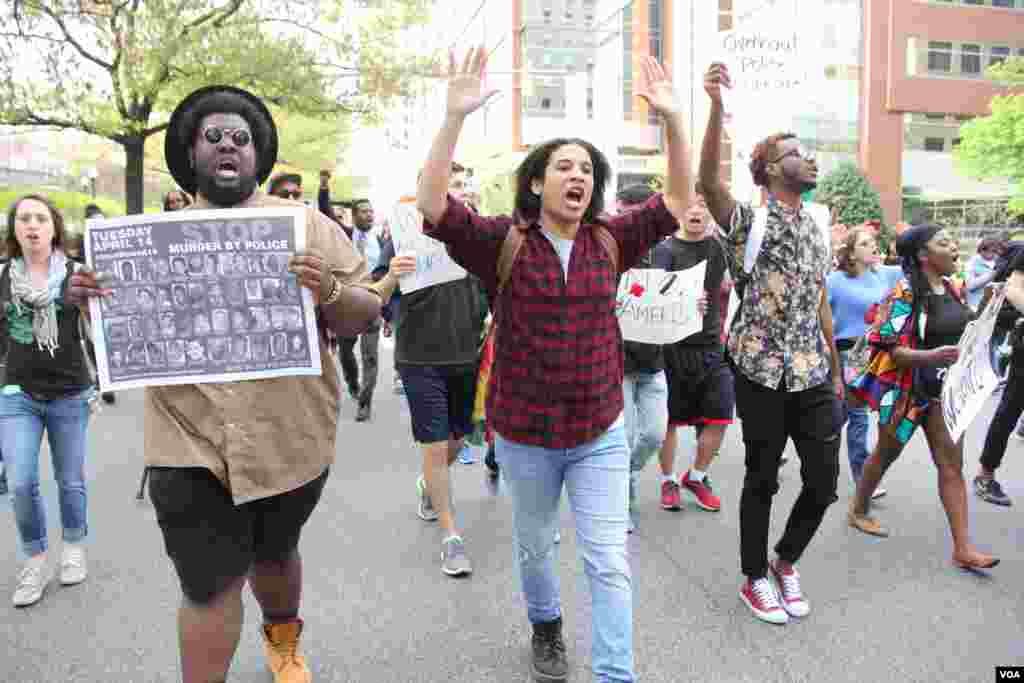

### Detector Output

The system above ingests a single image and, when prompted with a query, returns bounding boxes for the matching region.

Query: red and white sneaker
[681,471,721,512]
[660,480,682,510]
[740,577,789,625]
[769,560,810,618]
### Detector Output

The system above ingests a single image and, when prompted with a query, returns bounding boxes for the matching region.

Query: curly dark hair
[5,194,66,260]
[513,138,611,225]
[749,132,796,188]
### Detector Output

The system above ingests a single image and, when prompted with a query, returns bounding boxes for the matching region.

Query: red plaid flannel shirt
[424,194,679,448]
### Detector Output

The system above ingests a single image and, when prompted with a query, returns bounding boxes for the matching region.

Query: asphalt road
[1,345,1021,682]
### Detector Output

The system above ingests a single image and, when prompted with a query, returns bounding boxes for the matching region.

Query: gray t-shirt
[541,229,575,282]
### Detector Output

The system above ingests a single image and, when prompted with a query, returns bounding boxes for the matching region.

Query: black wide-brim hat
[164,85,278,196]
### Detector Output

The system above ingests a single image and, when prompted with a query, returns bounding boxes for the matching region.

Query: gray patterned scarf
[8,251,69,356]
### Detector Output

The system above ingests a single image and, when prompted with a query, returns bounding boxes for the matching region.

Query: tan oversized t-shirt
[144,192,369,504]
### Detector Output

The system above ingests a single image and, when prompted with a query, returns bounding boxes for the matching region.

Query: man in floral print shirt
[698,62,844,627]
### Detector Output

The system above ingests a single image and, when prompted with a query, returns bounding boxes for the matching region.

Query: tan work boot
[848,501,889,537]
[262,619,312,683]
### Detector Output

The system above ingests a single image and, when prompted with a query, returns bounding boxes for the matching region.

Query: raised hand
[446,46,499,119]
[704,62,731,104]
[635,56,681,118]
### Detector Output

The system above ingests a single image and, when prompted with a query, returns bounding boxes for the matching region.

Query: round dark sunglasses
[202,126,252,147]
[276,190,302,200]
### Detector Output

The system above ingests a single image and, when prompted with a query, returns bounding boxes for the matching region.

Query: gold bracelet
[323,276,342,305]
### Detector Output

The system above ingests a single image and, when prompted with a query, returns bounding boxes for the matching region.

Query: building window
[927,42,953,72]
[992,0,1015,7]
[924,137,946,152]
[541,97,551,110]
[961,44,982,74]
[990,45,1011,66]
[925,113,946,121]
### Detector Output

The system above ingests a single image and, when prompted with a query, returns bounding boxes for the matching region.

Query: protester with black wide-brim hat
[66,84,414,683]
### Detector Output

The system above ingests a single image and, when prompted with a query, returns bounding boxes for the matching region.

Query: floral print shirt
[720,198,831,392]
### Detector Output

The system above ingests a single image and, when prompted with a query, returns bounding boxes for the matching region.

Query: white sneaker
[13,559,52,607]
[769,561,810,618]
[60,544,87,586]
[871,486,888,500]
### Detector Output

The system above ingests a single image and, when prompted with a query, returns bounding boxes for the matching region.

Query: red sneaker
[769,561,810,618]
[740,577,789,625]
[681,471,721,512]
[660,480,682,510]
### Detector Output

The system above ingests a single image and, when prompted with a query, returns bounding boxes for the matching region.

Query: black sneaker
[0,472,7,496]
[530,617,568,682]
[484,445,499,478]
[974,476,1012,506]
[355,403,371,422]
[101,392,116,405]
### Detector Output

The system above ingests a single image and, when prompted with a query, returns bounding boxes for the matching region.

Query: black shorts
[665,348,735,428]
[149,467,328,605]
[397,363,477,443]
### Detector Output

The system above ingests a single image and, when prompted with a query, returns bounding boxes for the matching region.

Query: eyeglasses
[275,190,302,200]
[770,144,814,163]
[202,126,252,147]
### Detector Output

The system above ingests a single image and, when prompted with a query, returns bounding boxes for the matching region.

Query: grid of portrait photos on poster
[100,251,309,378]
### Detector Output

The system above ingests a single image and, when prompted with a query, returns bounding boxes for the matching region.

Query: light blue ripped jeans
[496,416,633,683]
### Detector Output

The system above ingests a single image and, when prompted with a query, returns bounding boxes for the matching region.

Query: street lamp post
[88,168,97,198]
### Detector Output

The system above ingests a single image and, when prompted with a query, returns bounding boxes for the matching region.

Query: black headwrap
[895,224,942,275]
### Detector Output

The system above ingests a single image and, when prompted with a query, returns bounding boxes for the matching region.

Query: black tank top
[917,292,971,399]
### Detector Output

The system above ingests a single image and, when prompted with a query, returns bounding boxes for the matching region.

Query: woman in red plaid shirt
[417,47,692,683]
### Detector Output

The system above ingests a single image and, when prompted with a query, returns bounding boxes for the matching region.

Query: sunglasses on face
[770,145,814,163]
[202,126,252,147]
[275,190,302,200]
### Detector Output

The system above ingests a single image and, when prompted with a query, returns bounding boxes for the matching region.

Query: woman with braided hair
[848,224,998,570]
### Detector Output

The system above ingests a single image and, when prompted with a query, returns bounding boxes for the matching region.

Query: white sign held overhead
[616,264,706,345]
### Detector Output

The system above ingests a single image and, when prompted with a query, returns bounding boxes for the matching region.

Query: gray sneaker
[441,536,472,577]
[416,475,438,522]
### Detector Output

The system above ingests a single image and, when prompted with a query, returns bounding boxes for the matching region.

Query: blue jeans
[496,418,633,683]
[623,371,668,503]
[838,347,870,480]
[0,387,94,557]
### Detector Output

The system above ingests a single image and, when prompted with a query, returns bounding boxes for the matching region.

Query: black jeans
[980,346,1024,473]
[339,320,381,407]
[735,372,841,579]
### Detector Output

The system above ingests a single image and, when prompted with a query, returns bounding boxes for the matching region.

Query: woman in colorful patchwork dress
[1,195,99,607]
[848,224,998,570]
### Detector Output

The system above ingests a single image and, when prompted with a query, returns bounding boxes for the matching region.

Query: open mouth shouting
[565,185,586,210]
[214,157,240,181]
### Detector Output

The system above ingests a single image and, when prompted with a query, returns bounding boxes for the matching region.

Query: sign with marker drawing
[616,263,706,345]
[941,286,1006,444]
[84,207,321,391]
[389,201,467,293]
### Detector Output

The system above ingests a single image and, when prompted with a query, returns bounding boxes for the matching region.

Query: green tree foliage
[955,57,1024,218]
[0,0,433,214]
[813,160,885,228]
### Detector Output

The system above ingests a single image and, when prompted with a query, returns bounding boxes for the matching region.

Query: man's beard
[196,171,258,207]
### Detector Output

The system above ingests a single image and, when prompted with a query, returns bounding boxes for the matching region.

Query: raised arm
[417,46,498,225]
[698,63,737,232]
[634,57,690,218]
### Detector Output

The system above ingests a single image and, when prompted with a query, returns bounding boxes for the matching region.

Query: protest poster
[389,200,467,293]
[714,2,812,203]
[616,263,706,345]
[84,207,321,391]
[941,286,1006,443]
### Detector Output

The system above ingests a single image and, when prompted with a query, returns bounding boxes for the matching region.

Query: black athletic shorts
[149,466,328,605]
[397,363,477,443]
[665,347,735,428]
